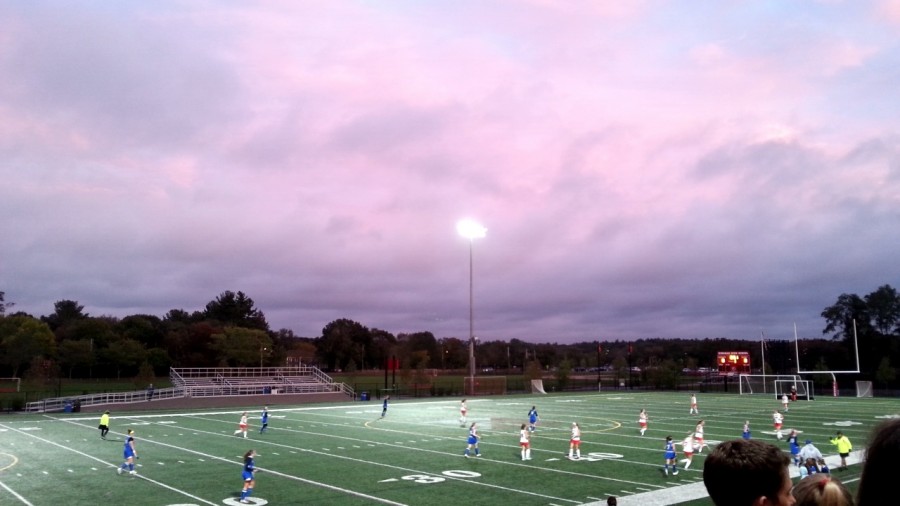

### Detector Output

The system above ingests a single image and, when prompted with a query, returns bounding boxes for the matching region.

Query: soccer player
[694,420,706,453]
[781,393,789,412]
[519,423,531,460]
[117,429,138,475]
[742,420,751,440]
[638,409,649,436]
[464,422,480,457]
[772,410,784,440]
[98,410,110,439]
[259,407,269,434]
[663,436,679,476]
[681,433,695,470]
[381,396,390,418]
[528,406,539,432]
[459,399,468,426]
[234,412,249,438]
[568,422,582,460]
[689,394,699,415]
[239,449,256,504]
[787,429,801,466]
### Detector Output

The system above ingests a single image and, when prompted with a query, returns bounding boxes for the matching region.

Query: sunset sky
[1,1,898,343]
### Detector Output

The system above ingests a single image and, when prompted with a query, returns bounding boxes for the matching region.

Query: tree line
[0,285,898,387]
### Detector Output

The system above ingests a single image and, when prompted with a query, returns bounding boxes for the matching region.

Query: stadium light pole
[260,346,267,368]
[457,219,487,392]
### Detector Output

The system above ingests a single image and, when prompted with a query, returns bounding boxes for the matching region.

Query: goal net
[738,374,802,396]
[856,381,873,398]
[530,379,547,394]
[464,376,507,396]
[774,379,811,401]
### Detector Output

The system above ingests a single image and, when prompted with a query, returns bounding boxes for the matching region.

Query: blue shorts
[467,436,478,445]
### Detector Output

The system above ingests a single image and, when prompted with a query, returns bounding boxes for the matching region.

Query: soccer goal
[530,379,547,394]
[774,379,811,401]
[856,381,873,398]
[738,374,803,396]
[0,377,20,393]
[464,376,507,396]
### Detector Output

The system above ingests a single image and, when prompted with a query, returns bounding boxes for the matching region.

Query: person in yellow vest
[830,431,852,471]
[98,411,110,439]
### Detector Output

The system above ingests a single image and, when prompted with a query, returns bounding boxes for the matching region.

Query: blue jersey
[788,435,800,454]
[242,457,255,481]
[261,410,268,424]
[742,423,751,440]
[467,427,479,445]
[383,399,388,410]
[664,440,676,459]
[528,409,538,424]
[123,436,135,458]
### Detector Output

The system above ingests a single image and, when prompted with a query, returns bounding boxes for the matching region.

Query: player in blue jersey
[239,449,256,504]
[117,429,138,476]
[528,406,539,432]
[742,420,751,440]
[663,435,678,476]
[259,407,269,434]
[381,395,390,418]
[787,429,801,466]
[464,422,480,457]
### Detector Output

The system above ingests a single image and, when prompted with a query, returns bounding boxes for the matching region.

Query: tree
[865,285,900,336]
[555,359,572,390]
[204,291,269,331]
[0,291,13,316]
[41,299,89,331]
[58,339,94,378]
[210,326,271,367]
[317,319,370,371]
[102,337,146,379]
[117,315,165,349]
[821,293,870,342]
[0,315,56,376]
[875,357,896,388]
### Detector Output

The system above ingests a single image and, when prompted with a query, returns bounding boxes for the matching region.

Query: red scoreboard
[717,351,750,374]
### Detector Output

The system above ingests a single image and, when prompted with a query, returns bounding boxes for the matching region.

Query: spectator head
[857,418,900,506]
[792,475,853,506]
[703,439,794,506]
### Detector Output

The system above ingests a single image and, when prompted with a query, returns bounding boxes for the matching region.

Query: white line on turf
[47,417,410,506]
[0,422,218,506]
[0,480,35,506]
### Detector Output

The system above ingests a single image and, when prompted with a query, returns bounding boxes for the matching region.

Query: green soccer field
[0,391,884,505]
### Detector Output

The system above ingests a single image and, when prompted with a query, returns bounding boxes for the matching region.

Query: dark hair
[857,418,900,506]
[703,439,790,506]
[243,449,254,461]
[607,497,617,506]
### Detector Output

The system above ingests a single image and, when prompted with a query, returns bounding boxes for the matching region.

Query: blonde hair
[792,475,854,506]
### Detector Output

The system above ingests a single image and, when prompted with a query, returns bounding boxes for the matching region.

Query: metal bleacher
[26,364,353,413]
[170,366,354,398]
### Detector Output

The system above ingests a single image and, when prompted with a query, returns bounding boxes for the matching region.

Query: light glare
[456,219,487,239]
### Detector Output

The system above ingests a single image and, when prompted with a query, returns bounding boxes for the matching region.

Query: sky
[1,1,899,344]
